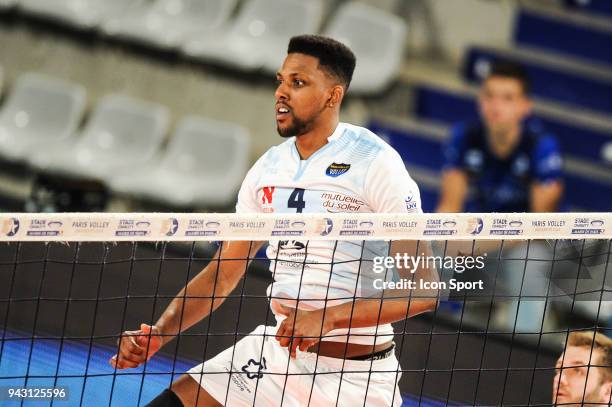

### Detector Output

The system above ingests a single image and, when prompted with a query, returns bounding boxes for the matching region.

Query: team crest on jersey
[325,163,351,177]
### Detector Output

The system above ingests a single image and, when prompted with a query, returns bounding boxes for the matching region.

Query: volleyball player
[553,331,611,406]
[110,35,438,407]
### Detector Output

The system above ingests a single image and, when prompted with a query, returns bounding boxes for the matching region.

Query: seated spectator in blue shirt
[436,62,564,213]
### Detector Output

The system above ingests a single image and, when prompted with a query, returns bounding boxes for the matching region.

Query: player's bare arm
[110,240,264,370]
[436,168,468,213]
[530,180,563,212]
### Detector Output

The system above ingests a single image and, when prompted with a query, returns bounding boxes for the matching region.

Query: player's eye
[293,79,305,87]
[275,79,283,86]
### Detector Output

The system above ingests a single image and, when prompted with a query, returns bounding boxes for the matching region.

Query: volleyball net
[0,212,610,406]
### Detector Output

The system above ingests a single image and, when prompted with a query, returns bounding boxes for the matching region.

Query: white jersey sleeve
[235,152,268,214]
[364,147,422,213]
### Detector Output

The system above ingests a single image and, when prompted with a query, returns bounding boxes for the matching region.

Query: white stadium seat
[29,94,169,182]
[19,0,146,30]
[108,116,250,208]
[183,0,323,73]
[0,73,86,163]
[102,0,238,50]
[324,1,407,95]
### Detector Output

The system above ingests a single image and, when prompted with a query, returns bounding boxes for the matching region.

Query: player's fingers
[126,336,144,355]
[289,337,300,358]
[298,338,316,352]
[118,348,145,365]
[275,321,288,342]
[279,331,292,348]
[110,353,140,370]
[116,358,140,369]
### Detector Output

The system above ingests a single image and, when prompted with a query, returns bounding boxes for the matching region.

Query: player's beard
[277,114,312,138]
[277,104,326,138]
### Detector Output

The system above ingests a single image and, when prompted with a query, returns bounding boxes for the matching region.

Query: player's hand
[274,305,335,359]
[109,324,162,369]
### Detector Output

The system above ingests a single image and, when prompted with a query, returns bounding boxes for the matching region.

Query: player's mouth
[276,104,291,122]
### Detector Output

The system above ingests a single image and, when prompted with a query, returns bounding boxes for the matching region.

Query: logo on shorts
[325,163,351,177]
[241,357,267,379]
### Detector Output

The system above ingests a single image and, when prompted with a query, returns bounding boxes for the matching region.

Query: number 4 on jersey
[288,188,306,213]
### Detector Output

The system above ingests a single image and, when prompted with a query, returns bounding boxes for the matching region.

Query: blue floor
[0,331,192,406]
[0,331,446,406]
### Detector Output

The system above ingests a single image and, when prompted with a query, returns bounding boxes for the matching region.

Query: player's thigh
[171,374,223,407]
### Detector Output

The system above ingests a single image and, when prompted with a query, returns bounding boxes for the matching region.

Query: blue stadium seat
[514,9,612,67]
[463,46,612,114]
[563,0,612,18]
[367,120,612,212]
[414,85,612,168]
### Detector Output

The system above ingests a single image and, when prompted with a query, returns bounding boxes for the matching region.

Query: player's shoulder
[523,122,561,155]
[339,122,401,161]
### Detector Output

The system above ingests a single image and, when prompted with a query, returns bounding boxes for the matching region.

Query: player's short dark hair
[287,34,356,90]
[487,61,531,95]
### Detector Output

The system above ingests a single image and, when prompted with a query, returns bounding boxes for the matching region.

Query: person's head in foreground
[479,61,532,154]
[275,34,355,141]
[553,331,612,405]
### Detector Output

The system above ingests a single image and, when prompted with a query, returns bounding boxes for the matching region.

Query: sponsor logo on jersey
[2,217,20,237]
[321,192,364,212]
[325,163,351,177]
[405,194,418,211]
[262,186,275,204]
[261,186,275,213]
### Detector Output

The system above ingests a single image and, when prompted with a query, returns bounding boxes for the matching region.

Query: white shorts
[187,325,403,407]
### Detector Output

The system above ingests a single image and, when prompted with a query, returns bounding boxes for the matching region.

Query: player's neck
[294,119,339,160]
[487,125,522,159]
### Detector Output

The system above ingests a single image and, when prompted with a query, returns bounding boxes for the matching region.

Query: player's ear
[327,85,344,108]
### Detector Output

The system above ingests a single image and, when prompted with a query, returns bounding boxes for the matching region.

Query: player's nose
[275,82,289,101]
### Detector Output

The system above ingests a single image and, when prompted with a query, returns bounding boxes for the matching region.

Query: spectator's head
[553,331,612,406]
[275,35,356,138]
[479,62,532,139]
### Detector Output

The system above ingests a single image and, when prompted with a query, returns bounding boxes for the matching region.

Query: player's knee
[145,389,184,407]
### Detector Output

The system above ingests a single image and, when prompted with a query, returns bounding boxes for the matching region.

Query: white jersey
[236,122,422,345]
